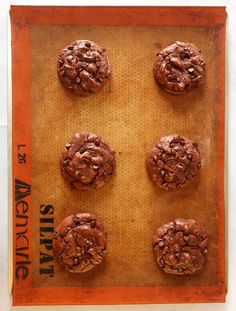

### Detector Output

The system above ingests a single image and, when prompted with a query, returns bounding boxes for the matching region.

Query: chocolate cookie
[153,219,208,275]
[153,41,206,94]
[57,40,111,96]
[53,213,107,273]
[145,134,201,190]
[60,132,115,190]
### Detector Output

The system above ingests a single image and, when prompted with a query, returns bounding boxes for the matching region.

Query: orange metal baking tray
[11,6,226,305]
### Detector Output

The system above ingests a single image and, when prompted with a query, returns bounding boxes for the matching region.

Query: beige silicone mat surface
[31,24,220,287]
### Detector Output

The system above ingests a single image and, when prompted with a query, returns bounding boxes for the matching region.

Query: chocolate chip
[90,220,97,228]
[184,235,189,242]
[63,159,69,165]
[153,155,158,162]
[159,258,165,267]
[160,170,165,176]
[165,63,172,70]
[164,172,174,182]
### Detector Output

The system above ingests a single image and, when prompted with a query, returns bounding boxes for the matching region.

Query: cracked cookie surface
[145,134,201,190]
[60,132,115,190]
[53,213,107,273]
[57,40,111,96]
[153,219,208,275]
[153,41,206,94]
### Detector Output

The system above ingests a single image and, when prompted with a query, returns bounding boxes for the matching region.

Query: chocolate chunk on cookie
[60,132,115,190]
[57,40,111,96]
[153,219,208,275]
[153,41,206,94]
[145,134,201,190]
[53,213,107,273]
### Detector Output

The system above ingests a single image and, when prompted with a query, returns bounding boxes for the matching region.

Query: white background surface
[0,0,236,310]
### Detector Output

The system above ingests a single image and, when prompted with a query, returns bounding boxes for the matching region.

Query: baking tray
[10,6,226,305]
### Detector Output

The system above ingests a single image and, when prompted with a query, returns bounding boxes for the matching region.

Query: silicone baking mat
[11,6,226,305]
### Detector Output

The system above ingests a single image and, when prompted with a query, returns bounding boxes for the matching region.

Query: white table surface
[1,0,236,310]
